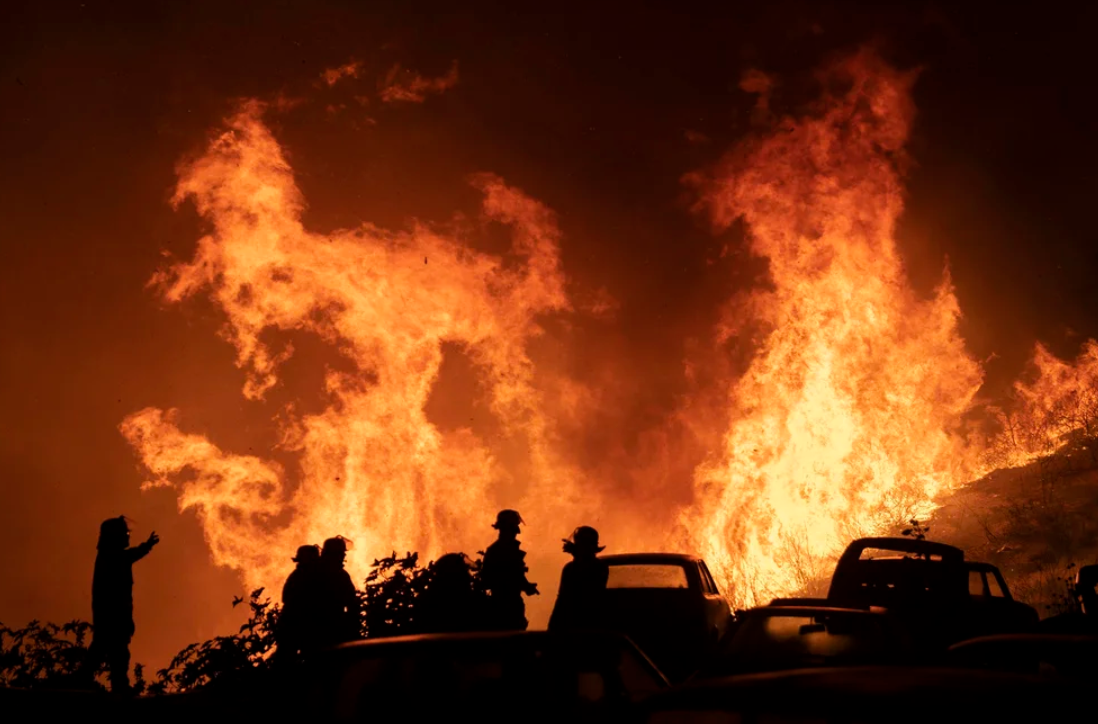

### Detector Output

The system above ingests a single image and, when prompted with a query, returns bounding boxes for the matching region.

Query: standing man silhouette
[548,526,609,631]
[481,510,538,630]
[86,516,158,693]
[275,544,323,663]
[317,536,360,646]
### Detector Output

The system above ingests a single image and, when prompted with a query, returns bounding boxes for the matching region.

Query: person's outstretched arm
[126,531,160,563]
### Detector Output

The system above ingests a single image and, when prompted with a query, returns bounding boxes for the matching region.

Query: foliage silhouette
[1048,562,1082,615]
[901,518,930,541]
[0,619,146,693]
[0,551,487,695]
[147,588,278,695]
[360,551,486,639]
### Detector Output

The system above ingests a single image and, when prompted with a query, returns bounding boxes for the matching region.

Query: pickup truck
[825,537,1037,646]
[598,553,733,682]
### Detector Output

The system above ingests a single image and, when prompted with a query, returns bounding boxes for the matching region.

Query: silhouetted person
[481,510,538,630]
[275,544,322,663]
[86,516,158,693]
[1040,564,1098,635]
[317,536,360,646]
[548,526,609,631]
[417,553,483,633]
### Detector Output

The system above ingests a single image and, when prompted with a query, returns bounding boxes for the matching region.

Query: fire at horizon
[120,49,1098,611]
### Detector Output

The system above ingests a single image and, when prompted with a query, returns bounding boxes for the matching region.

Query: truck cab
[965,561,1039,636]
[826,537,1036,648]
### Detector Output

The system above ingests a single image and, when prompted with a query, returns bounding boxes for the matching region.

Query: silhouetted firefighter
[85,516,158,693]
[275,544,323,663]
[481,510,538,630]
[317,536,361,645]
[1040,564,1098,635]
[548,526,609,631]
[417,553,482,633]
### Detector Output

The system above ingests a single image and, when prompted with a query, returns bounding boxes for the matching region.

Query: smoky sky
[3,0,1098,671]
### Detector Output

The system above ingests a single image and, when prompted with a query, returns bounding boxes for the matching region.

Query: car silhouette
[125,629,669,723]
[632,665,1082,723]
[599,553,733,682]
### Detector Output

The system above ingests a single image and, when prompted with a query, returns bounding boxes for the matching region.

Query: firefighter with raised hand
[86,515,159,693]
[481,509,538,630]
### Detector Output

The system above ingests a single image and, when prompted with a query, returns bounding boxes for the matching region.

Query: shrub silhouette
[147,587,278,695]
[0,619,146,693]
[0,550,486,695]
[901,518,930,542]
[360,551,486,639]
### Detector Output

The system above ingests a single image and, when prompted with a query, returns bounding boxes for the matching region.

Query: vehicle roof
[839,537,964,559]
[638,665,1080,716]
[323,629,670,685]
[599,552,702,564]
[329,629,631,652]
[742,605,883,617]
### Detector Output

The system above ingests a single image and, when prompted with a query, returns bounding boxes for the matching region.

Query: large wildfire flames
[119,98,590,595]
[679,51,986,606]
[121,49,1098,612]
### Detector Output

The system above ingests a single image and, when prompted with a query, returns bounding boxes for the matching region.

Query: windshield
[606,563,689,589]
[834,558,965,605]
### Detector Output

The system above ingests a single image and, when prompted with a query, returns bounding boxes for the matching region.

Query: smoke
[379,61,460,104]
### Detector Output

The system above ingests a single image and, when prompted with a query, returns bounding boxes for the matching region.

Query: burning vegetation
[117,47,1098,616]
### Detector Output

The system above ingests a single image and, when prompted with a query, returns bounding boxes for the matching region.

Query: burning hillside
[679,49,986,606]
[120,48,1098,615]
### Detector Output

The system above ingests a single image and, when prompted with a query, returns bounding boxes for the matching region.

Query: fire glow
[121,50,1097,611]
[120,98,589,594]
[680,51,985,605]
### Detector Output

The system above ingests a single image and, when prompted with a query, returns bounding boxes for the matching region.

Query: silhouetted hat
[564,526,604,553]
[292,544,320,563]
[97,516,132,551]
[493,510,524,530]
[322,535,353,555]
[100,516,130,535]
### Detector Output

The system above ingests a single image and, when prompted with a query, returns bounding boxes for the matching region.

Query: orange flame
[988,341,1098,468]
[122,49,1098,617]
[120,99,587,596]
[680,50,986,607]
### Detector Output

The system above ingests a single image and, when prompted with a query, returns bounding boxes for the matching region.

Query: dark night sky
[2,0,1098,670]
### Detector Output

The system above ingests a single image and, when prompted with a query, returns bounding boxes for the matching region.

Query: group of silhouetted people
[273,535,361,663]
[473,510,612,633]
[84,510,612,692]
[81,510,1098,695]
[274,509,612,658]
